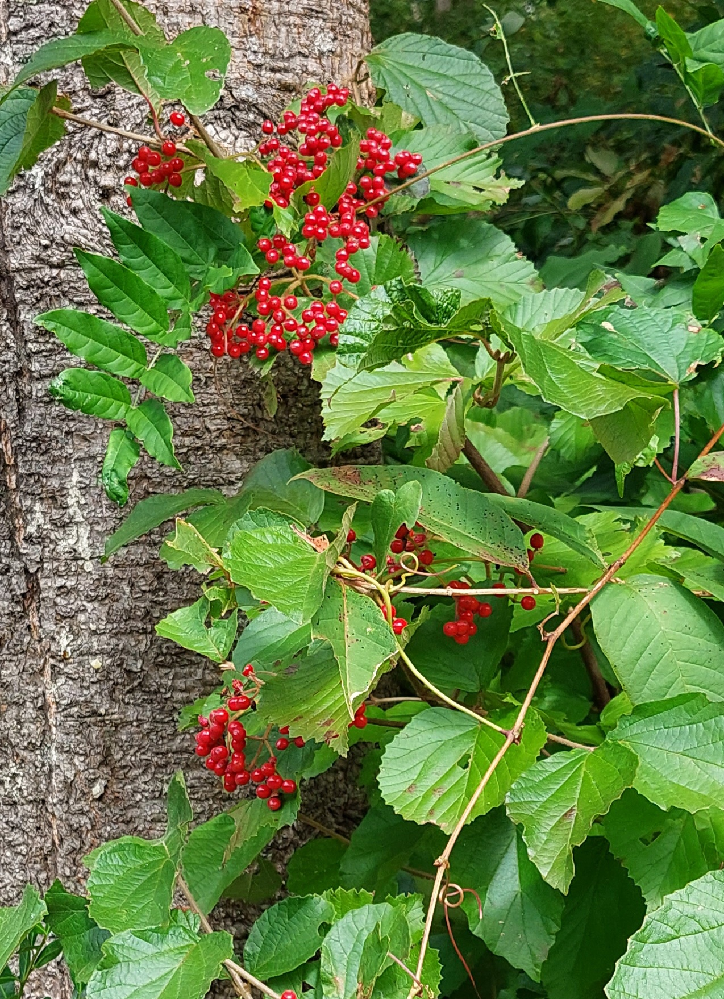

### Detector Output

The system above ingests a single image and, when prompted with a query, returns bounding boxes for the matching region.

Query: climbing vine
[5,1,724,997]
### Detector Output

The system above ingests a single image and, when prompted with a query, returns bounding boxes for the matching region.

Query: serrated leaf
[77,0,163,99]
[688,451,724,482]
[340,804,430,894]
[223,508,331,624]
[85,836,176,933]
[241,447,324,526]
[289,839,347,895]
[163,520,224,573]
[85,910,232,999]
[102,428,140,506]
[49,368,131,421]
[427,384,464,472]
[320,902,411,999]
[12,31,133,88]
[0,886,45,970]
[104,487,224,558]
[140,354,194,403]
[609,693,724,812]
[693,243,724,321]
[139,27,231,114]
[156,597,236,662]
[244,895,335,980]
[486,495,606,567]
[450,809,564,981]
[126,398,180,468]
[292,137,361,213]
[370,479,422,568]
[506,743,637,893]
[102,210,191,310]
[231,607,311,671]
[330,234,415,300]
[606,868,724,999]
[366,33,508,142]
[299,464,529,572]
[44,881,109,986]
[596,0,649,28]
[591,575,724,703]
[75,250,169,341]
[202,156,272,210]
[36,309,147,377]
[312,579,397,714]
[378,706,547,833]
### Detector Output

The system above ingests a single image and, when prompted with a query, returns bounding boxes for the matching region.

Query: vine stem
[482,4,538,128]
[393,584,590,597]
[49,106,191,150]
[177,876,279,999]
[517,437,549,498]
[410,419,724,993]
[364,112,724,213]
[672,387,681,483]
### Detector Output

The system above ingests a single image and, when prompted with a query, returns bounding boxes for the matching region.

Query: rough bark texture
[0,1,369,990]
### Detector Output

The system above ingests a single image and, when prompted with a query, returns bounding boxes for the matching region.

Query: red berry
[392,617,407,635]
[353,715,368,729]
[281,778,297,794]
[360,554,376,571]
[242,664,254,677]
[443,621,457,637]
[168,173,183,187]
[123,176,138,186]
[262,120,275,134]
[479,602,493,618]
[137,145,151,161]
[281,992,298,999]
[266,773,283,790]
[284,295,298,309]
[530,533,545,550]
[521,595,537,611]
[294,736,305,748]
[267,796,282,811]
[146,150,162,167]
[276,737,289,750]
[209,708,228,725]
[251,768,265,783]
[390,539,404,554]
[170,112,185,126]
[347,529,356,542]
[493,582,508,598]
[162,140,176,156]
[419,549,434,565]
[256,784,272,799]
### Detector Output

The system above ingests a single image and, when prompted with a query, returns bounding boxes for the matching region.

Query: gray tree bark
[0,0,369,990]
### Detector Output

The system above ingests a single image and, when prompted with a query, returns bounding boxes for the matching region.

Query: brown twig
[189,112,226,158]
[518,437,549,498]
[570,616,610,710]
[546,732,594,751]
[462,439,509,495]
[672,387,681,483]
[50,107,188,149]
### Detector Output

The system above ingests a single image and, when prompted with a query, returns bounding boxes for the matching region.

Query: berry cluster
[387,523,435,566]
[193,665,299,809]
[441,581,487,645]
[123,113,187,201]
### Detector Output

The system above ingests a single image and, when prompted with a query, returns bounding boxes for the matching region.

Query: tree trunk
[0,0,369,988]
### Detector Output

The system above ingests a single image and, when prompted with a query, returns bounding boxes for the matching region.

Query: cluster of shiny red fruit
[205,279,347,362]
[123,111,186,202]
[193,666,299,808]
[387,523,435,568]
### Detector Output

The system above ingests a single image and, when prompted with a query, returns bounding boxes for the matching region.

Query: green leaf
[156,597,237,662]
[163,520,224,573]
[126,398,180,468]
[140,27,231,114]
[15,81,66,174]
[223,857,282,904]
[76,0,163,99]
[687,451,724,482]
[231,607,311,671]
[75,250,169,341]
[223,508,331,624]
[241,448,324,526]
[486,495,606,567]
[48,368,131,421]
[506,743,637,893]
[370,479,422,568]
[44,881,109,986]
[426,384,465,473]
[85,910,232,999]
[0,88,38,194]
[244,895,335,980]
[609,693,724,812]
[340,804,431,894]
[591,575,724,703]
[182,797,292,914]
[102,428,140,505]
[140,354,194,403]
[606,868,724,999]
[366,33,508,142]
[330,234,415,300]
[654,191,723,237]
[378,706,547,833]
[12,31,133,87]
[604,790,724,909]
[0,886,45,970]
[320,902,411,999]
[311,580,397,714]
[101,210,191,310]
[299,464,529,572]
[85,835,176,933]
[541,838,645,999]
[202,156,272,210]
[450,810,564,981]
[104,487,224,558]
[36,308,147,377]
[409,218,537,307]
[289,839,347,895]
[292,137,361,213]
[693,243,724,321]
[597,0,649,27]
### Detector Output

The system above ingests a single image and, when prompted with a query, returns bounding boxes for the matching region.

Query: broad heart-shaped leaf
[130,189,250,281]
[408,218,537,307]
[231,607,311,671]
[0,885,45,970]
[85,910,232,999]
[486,495,606,567]
[541,838,645,999]
[44,881,109,987]
[609,694,724,813]
[576,305,723,384]
[139,27,231,114]
[244,895,335,980]
[693,243,724,321]
[591,575,724,704]
[101,210,191,310]
[75,250,169,341]
[223,508,332,624]
[606,869,724,999]
[339,803,431,895]
[0,88,39,194]
[104,487,224,558]
[366,33,508,142]
[126,398,180,469]
[603,789,724,910]
[378,706,547,833]
[140,354,194,403]
[312,580,397,714]
[450,809,564,981]
[85,835,177,933]
[370,479,422,569]
[182,797,293,914]
[255,640,357,754]
[102,428,140,506]
[49,368,131,421]
[299,465,529,572]
[202,156,272,210]
[12,30,133,87]
[506,743,637,893]
[36,309,147,378]
[156,597,236,662]
[653,190,723,237]
[320,902,411,999]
